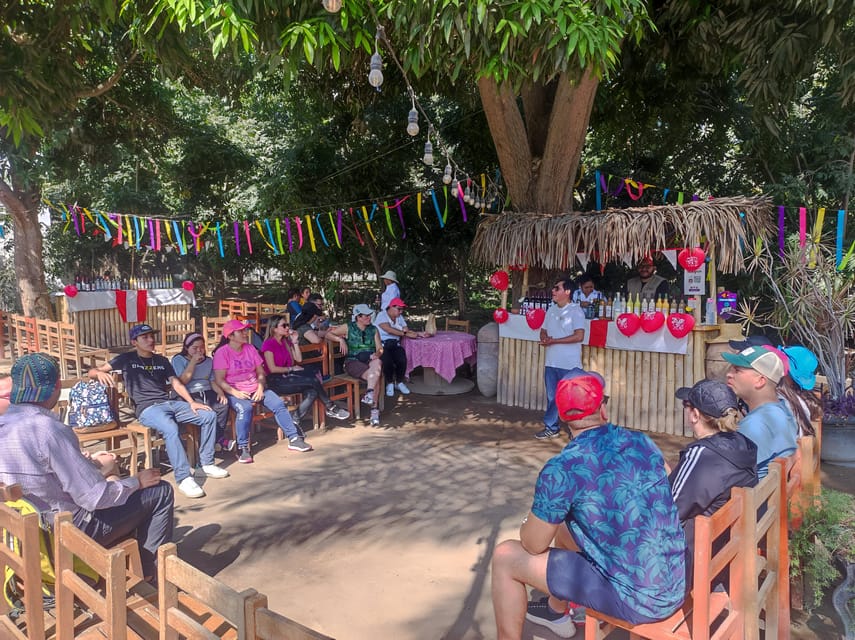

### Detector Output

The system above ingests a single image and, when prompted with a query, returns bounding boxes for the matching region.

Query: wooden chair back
[53,512,128,640]
[203,316,231,346]
[219,300,246,317]
[444,318,470,333]
[733,463,783,640]
[57,321,111,378]
[35,318,63,361]
[158,318,197,357]
[0,310,8,359]
[0,484,45,640]
[248,593,334,640]
[10,314,40,358]
[157,543,258,640]
[585,490,746,640]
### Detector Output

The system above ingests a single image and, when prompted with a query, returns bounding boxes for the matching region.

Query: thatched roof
[470,195,773,274]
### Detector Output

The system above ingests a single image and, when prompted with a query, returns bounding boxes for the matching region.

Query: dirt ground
[160,389,852,640]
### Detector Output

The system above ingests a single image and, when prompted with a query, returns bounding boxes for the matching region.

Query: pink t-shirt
[212,344,263,393]
[260,337,294,375]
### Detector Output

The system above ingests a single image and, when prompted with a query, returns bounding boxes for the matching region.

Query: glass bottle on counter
[605,297,613,319]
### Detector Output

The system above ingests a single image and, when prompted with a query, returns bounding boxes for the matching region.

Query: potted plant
[744,238,855,464]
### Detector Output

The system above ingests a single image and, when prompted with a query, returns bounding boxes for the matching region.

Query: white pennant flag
[576,252,589,271]
[620,252,634,268]
[662,249,678,270]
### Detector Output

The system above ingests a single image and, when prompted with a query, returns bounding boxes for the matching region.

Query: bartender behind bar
[626,256,669,300]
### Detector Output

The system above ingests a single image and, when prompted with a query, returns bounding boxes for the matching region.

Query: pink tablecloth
[403,331,477,383]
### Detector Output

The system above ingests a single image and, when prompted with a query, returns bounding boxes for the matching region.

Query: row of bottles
[74,275,173,291]
[582,294,689,320]
[519,296,552,314]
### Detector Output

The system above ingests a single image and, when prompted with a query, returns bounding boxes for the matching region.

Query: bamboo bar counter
[498,316,723,436]
[55,288,195,349]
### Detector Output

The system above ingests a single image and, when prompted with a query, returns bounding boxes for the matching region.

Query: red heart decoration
[181,280,195,291]
[64,284,79,298]
[615,313,642,336]
[489,270,509,291]
[666,313,695,338]
[525,307,546,330]
[640,311,665,333]
[678,247,706,272]
[493,308,509,324]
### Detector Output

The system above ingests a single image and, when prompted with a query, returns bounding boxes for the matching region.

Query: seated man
[89,324,226,499]
[326,304,383,427]
[722,345,798,478]
[374,297,428,398]
[0,353,173,582]
[491,369,686,639]
[626,256,668,300]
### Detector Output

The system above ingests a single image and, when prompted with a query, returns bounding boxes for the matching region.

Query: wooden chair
[0,310,8,359]
[158,542,258,640]
[35,318,63,363]
[585,490,746,640]
[0,484,45,640]
[444,318,471,333]
[219,299,246,318]
[203,315,232,346]
[9,314,39,358]
[239,302,263,333]
[158,318,197,357]
[247,593,334,640]
[326,341,382,420]
[53,512,130,640]
[733,463,783,640]
[57,321,111,379]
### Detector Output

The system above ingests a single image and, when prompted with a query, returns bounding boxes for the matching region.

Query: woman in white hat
[379,270,400,311]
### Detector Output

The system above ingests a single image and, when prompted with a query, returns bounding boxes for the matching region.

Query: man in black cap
[0,353,173,582]
[90,323,224,499]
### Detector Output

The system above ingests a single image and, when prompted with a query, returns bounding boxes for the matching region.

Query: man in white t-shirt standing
[536,277,586,439]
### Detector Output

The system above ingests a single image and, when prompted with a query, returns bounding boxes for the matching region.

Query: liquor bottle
[678,299,686,314]
[605,297,613,320]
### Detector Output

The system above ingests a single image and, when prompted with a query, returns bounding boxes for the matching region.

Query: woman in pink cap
[213,319,312,463]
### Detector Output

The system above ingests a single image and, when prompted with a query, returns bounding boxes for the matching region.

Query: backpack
[66,380,115,433]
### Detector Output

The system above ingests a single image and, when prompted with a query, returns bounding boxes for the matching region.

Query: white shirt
[542,302,586,369]
[572,288,602,304]
[380,282,401,310]
[374,310,407,342]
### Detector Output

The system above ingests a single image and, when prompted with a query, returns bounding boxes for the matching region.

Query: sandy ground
[160,389,850,640]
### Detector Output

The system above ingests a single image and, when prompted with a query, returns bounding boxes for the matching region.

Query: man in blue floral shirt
[491,369,686,639]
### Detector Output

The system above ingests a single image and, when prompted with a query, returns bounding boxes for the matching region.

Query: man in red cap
[491,369,686,639]
[374,297,428,398]
[626,256,668,301]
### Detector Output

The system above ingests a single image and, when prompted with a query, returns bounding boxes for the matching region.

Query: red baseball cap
[556,369,606,421]
[388,297,407,308]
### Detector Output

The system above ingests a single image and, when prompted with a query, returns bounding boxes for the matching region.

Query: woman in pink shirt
[213,320,312,464]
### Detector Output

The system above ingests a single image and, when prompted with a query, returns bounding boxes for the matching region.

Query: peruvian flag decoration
[115,289,148,322]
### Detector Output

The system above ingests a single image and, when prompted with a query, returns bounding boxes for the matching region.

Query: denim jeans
[74,480,174,581]
[139,400,218,482]
[267,373,331,421]
[544,365,574,433]
[228,389,298,448]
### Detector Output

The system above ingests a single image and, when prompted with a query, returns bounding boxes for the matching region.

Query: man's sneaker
[177,476,205,499]
[200,464,229,479]
[361,391,374,406]
[370,408,381,426]
[525,597,576,638]
[385,383,395,397]
[325,404,350,420]
[397,381,411,395]
[288,437,313,452]
[237,448,253,464]
[534,428,561,440]
[217,437,236,452]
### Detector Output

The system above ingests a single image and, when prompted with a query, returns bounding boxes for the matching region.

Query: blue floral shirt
[532,423,686,619]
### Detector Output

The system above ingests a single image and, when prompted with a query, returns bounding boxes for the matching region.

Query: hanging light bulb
[423,139,434,166]
[322,0,342,12]
[442,161,452,184]
[451,177,459,194]
[464,184,471,202]
[368,51,383,88]
[406,108,419,137]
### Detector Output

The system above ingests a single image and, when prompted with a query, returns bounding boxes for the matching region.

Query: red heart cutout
[525,307,546,330]
[640,311,665,333]
[493,308,509,324]
[666,313,695,338]
[615,313,642,336]
[489,270,509,291]
[678,247,706,272]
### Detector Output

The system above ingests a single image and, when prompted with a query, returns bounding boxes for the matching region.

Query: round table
[403,331,477,395]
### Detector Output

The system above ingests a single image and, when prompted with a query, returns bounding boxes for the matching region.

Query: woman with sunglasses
[261,315,350,426]
[669,379,757,583]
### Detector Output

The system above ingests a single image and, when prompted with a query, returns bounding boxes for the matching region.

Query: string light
[322,0,342,12]
[423,127,434,166]
[406,92,419,136]
[442,160,453,184]
[368,29,384,89]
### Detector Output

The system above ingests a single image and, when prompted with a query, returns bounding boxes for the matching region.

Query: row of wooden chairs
[584,436,817,640]
[0,483,333,639]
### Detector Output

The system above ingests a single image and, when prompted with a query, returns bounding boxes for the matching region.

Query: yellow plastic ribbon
[361,206,376,242]
[810,207,825,267]
[305,215,316,252]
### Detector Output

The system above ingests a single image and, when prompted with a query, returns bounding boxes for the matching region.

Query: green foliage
[790,488,855,610]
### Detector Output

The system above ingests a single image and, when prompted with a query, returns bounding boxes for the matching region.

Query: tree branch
[71,51,139,101]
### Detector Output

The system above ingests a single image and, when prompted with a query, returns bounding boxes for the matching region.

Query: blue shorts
[546,548,662,625]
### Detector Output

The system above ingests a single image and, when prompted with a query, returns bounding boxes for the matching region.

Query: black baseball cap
[728,334,773,352]
[676,379,738,418]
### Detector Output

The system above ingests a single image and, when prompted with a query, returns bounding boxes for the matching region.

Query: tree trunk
[478,70,599,214]
[0,179,52,318]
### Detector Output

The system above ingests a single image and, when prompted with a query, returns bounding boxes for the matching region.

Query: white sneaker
[385,383,395,397]
[200,464,229,479]
[177,476,205,498]
[361,391,374,405]
[397,381,411,395]
[370,408,381,426]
